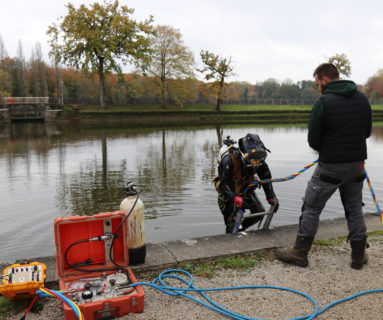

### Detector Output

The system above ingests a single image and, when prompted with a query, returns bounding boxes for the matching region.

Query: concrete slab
[135,242,177,270]
[160,232,273,261]
[1,213,382,282]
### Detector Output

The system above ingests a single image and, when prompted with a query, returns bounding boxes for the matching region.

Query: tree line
[1,1,382,110]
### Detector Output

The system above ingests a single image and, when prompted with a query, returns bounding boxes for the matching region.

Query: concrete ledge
[1,213,382,282]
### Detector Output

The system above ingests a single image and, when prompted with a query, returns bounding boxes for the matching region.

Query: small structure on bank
[0,97,61,122]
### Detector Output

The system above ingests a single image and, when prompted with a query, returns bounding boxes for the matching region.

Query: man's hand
[267,197,279,212]
[233,196,243,208]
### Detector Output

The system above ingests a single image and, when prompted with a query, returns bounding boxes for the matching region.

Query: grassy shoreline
[61,104,383,123]
[72,104,383,112]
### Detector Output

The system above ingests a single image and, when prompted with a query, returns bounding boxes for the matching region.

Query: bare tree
[0,34,8,71]
[51,55,64,104]
[199,50,235,111]
[14,40,29,96]
[48,26,64,104]
[29,42,48,96]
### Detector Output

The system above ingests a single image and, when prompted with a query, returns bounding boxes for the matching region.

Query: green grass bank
[60,104,383,124]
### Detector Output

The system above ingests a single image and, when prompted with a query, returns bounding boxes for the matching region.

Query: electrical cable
[129,269,383,320]
[20,289,83,320]
[19,295,39,320]
[245,160,382,220]
[37,288,84,320]
[64,239,90,271]
[365,170,382,222]
[64,240,120,273]
[245,160,319,189]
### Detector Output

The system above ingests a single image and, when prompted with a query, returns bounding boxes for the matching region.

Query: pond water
[1,122,382,263]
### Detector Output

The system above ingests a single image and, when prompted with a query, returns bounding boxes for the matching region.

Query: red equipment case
[54,211,145,320]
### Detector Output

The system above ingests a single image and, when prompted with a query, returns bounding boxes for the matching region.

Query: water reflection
[0,122,382,262]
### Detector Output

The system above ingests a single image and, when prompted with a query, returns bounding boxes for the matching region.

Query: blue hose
[130,269,383,320]
[315,288,383,317]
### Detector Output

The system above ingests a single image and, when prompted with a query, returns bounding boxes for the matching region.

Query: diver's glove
[267,197,279,213]
[233,196,243,208]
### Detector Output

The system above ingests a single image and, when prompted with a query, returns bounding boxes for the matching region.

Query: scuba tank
[119,182,146,265]
[214,136,240,192]
[218,136,238,163]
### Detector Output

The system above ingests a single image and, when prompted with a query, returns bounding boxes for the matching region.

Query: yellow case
[0,262,46,299]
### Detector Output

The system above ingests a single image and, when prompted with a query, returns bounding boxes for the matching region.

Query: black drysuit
[217,151,276,233]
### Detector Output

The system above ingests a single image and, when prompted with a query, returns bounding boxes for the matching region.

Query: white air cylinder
[119,195,146,265]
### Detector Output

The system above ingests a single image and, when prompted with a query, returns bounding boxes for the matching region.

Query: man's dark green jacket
[308,80,372,162]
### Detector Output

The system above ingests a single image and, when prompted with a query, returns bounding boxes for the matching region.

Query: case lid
[54,211,129,278]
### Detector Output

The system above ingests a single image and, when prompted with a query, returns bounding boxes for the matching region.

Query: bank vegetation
[1,1,383,110]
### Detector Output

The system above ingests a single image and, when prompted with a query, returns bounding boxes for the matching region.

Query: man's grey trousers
[298,161,367,241]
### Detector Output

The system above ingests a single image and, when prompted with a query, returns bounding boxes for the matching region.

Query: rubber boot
[350,239,368,270]
[276,236,314,267]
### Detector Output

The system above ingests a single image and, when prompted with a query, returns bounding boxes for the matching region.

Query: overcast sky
[1,0,382,84]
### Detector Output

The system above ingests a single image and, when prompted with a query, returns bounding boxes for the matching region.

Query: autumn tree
[223,81,254,102]
[0,35,11,96]
[271,80,301,99]
[47,0,153,109]
[365,69,383,102]
[167,78,199,106]
[199,50,235,111]
[298,80,319,101]
[124,74,147,103]
[328,53,351,78]
[255,78,279,99]
[139,25,195,108]
[0,69,11,96]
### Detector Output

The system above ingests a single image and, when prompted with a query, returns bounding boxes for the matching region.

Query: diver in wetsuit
[216,134,279,233]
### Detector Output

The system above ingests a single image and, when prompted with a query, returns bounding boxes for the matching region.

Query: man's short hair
[313,63,339,80]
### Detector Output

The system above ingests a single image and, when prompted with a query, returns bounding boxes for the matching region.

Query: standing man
[277,63,372,269]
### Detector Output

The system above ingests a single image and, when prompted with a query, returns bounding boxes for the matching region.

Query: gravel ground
[5,237,383,320]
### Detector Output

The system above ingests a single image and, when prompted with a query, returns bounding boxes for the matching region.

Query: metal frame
[239,204,276,231]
